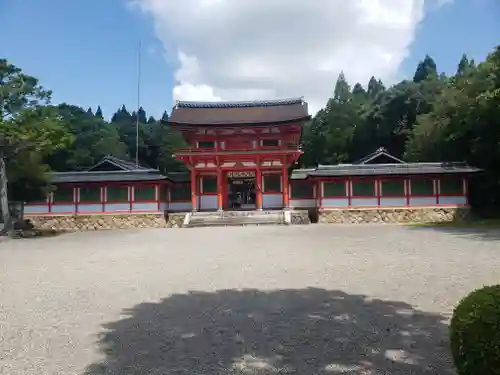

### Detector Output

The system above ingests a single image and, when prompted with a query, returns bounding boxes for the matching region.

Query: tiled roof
[289,168,316,180]
[177,98,304,108]
[87,155,150,172]
[353,147,405,165]
[50,170,167,184]
[165,171,190,183]
[169,98,310,126]
[291,162,481,179]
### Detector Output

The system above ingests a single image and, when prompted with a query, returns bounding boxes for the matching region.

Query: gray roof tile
[291,162,481,179]
[353,147,405,165]
[50,170,167,184]
[169,97,310,126]
[87,155,150,172]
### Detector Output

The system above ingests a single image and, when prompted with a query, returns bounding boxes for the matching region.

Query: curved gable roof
[169,98,310,126]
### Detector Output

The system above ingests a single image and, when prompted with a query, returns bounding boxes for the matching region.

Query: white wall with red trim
[289,175,469,209]
[25,182,192,215]
[25,174,470,216]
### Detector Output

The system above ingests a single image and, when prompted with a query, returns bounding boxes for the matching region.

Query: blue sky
[1,0,499,120]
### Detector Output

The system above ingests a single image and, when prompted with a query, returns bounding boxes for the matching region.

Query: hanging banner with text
[227,171,256,179]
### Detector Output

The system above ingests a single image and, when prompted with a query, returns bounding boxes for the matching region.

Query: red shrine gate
[169,98,311,211]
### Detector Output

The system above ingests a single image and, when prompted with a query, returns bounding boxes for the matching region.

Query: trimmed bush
[450,284,500,375]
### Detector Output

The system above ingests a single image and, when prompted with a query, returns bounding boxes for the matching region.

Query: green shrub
[450,284,500,375]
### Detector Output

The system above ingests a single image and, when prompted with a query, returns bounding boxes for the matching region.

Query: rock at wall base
[26,213,187,232]
[318,207,470,224]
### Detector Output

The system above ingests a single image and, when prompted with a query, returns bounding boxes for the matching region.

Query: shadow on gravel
[409,226,500,242]
[84,288,453,375]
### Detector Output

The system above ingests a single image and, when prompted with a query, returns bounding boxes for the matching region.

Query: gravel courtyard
[1,225,499,375]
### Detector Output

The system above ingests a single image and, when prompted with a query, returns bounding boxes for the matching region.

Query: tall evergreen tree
[456,54,470,77]
[413,55,438,83]
[352,83,366,98]
[111,105,131,123]
[95,106,104,119]
[137,106,147,124]
[367,76,385,99]
[333,72,351,104]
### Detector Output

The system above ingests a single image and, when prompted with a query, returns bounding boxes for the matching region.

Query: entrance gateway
[169,98,311,211]
[227,171,256,209]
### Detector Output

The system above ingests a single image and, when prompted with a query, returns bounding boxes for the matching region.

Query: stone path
[1,224,499,374]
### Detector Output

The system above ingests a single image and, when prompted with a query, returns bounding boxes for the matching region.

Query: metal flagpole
[135,40,142,167]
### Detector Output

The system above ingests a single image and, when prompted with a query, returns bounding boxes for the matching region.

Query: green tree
[406,46,500,212]
[111,105,131,123]
[333,72,351,104]
[0,59,72,233]
[95,105,104,119]
[161,110,169,122]
[46,104,128,171]
[146,119,187,172]
[413,55,438,83]
[301,73,365,166]
[367,76,385,99]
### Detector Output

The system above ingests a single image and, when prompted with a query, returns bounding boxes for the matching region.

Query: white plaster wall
[263,194,283,209]
[439,196,467,205]
[104,203,130,213]
[169,202,192,211]
[351,198,378,207]
[159,202,168,211]
[200,195,218,210]
[290,199,316,208]
[410,197,437,206]
[51,204,75,214]
[379,198,407,207]
[132,203,157,212]
[77,204,102,213]
[322,198,349,208]
[24,205,50,214]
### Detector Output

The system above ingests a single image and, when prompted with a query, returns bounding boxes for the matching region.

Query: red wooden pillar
[405,179,410,206]
[435,178,440,205]
[282,165,289,208]
[101,185,106,213]
[217,169,223,211]
[74,187,79,214]
[129,185,133,212]
[190,168,197,211]
[156,183,161,212]
[256,167,263,210]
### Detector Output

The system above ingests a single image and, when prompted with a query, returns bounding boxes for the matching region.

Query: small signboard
[227,171,256,179]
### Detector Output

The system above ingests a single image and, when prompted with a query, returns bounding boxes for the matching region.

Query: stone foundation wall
[318,206,470,224]
[26,213,186,231]
[290,210,311,225]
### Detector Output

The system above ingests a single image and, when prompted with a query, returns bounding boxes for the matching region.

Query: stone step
[223,210,281,217]
[187,219,283,228]
[186,211,285,228]
[189,216,284,225]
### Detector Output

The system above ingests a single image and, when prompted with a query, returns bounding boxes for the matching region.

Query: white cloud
[131,0,443,114]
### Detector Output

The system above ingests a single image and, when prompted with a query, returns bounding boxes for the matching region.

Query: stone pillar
[217,169,223,211]
[282,165,289,209]
[256,168,263,210]
[190,168,197,212]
